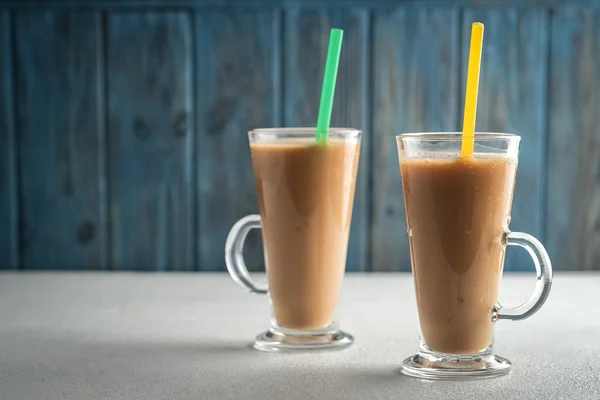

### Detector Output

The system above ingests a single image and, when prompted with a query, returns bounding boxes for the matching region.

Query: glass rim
[396,132,520,141]
[249,127,361,139]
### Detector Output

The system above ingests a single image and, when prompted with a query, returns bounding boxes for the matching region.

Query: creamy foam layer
[401,151,518,163]
[252,138,359,148]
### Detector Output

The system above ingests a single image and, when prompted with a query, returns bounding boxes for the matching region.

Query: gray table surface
[0,272,598,400]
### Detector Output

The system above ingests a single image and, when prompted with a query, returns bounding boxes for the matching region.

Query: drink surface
[400,154,517,354]
[251,140,360,330]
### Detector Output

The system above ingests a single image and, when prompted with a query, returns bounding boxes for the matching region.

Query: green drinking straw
[316,28,344,144]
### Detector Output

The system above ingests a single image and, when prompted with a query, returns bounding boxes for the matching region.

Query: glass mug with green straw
[397,132,553,378]
[225,128,361,351]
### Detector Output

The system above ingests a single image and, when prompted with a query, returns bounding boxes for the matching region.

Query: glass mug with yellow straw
[399,23,552,379]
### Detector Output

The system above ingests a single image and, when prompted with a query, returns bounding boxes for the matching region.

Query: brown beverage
[400,154,517,354]
[250,140,360,330]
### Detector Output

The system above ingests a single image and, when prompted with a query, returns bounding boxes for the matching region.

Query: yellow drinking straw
[461,22,484,158]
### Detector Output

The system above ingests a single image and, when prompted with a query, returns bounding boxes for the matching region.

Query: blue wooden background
[0,0,598,272]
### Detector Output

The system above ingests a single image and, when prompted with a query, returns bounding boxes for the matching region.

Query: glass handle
[495,232,553,321]
[224,214,268,295]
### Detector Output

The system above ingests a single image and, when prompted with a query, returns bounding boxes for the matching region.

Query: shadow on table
[5,332,517,399]
[84,339,255,357]
[200,363,419,399]
[206,364,515,399]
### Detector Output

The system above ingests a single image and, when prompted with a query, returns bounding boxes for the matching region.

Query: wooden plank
[547,7,600,271]
[461,9,548,271]
[15,11,106,269]
[283,7,369,272]
[107,12,193,271]
[0,11,19,269]
[372,6,460,272]
[196,9,279,272]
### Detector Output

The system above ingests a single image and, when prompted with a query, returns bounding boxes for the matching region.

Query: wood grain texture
[461,9,548,272]
[547,7,600,271]
[0,1,598,272]
[0,11,19,269]
[15,11,106,269]
[284,7,369,271]
[107,12,193,270]
[372,6,460,272]
[196,9,279,271]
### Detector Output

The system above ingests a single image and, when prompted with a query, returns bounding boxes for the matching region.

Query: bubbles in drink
[464,217,473,235]
[501,232,509,245]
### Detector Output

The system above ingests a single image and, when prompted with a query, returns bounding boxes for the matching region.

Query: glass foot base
[253,323,353,352]
[401,347,511,380]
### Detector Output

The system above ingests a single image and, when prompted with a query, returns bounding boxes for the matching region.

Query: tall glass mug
[225,128,361,352]
[397,133,552,379]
